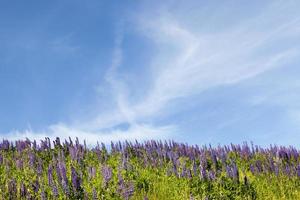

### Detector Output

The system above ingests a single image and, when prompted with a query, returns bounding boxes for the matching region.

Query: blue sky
[1,0,300,146]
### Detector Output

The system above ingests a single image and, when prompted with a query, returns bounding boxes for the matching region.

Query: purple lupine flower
[278,150,289,161]
[102,165,112,186]
[69,147,77,161]
[111,141,116,153]
[40,139,48,151]
[172,163,179,177]
[232,163,239,182]
[52,184,59,197]
[208,170,216,181]
[20,182,27,197]
[8,179,17,198]
[75,137,80,147]
[32,140,37,150]
[249,164,255,174]
[28,151,35,167]
[59,161,69,195]
[200,165,207,180]
[92,188,98,200]
[56,164,62,184]
[296,165,300,177]
[32,179,40,193]
[181,164,187,178]
[1,139,10,150]
[55,137,61,147]
[16,159,23,169]
[192,161,198,177]
[117,169,126,196]
[291,149,299,160]
[48,165,53,185]
[122,182,134,200]
[88,166,96,180]
[41,189,46,200]
[226,165,232,178]
[211,151,218,168]
[71,166,81,191]
[46,137,51,149]
[37,160,43,176]
[255,160,263,173]
[69,137,73,146]
[284,165,291,176]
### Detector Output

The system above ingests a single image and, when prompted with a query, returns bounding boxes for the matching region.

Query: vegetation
[0,138,300,199]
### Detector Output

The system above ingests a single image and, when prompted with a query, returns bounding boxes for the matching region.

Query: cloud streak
[131,4,299,119]
[2,123,174,145]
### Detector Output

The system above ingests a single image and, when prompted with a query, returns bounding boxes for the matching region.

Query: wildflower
[1,139,10,150]
[249,164,255,174]
[59,161,69,195]
[71,166,81,191]
[8,179,17,198]
[37,159,43,176]
[20,182,27,197]
[52,184,59,197]
[200,165,207,180]
[41,189,46,200]
[232,163,239,182]
[255,160,263,173]
[56,164,62,184]
[16,159,23,169]
[69,147,77,161]
[122,182,134,200]
[101,165,112,187]
[48,165,53,185]
[88,166,96,180]
[208,170,216,181]
[192,161,198,176]
[32,179,40,193]
[296,165,300,177]
[28,151,35,167]
[226,165,232,178]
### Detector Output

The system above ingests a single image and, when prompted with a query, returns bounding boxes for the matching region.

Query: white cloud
[3,123,175,146]
[128,2,300,119]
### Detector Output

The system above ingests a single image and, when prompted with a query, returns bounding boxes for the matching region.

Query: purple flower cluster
[1,138,300,198]
[101,165,112,187]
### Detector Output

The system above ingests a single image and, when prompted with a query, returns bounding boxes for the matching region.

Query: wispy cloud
[3,123,174,145]
[131,3,299,119]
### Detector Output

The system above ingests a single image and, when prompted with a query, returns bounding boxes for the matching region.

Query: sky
[0,0,300,146]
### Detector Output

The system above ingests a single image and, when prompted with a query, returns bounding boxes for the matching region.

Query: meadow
[0,137,300,199]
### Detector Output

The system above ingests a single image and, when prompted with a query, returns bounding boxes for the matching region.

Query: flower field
[0,138,300,199]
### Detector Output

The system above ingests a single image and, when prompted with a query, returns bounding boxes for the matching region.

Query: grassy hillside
[0,138,300,199]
